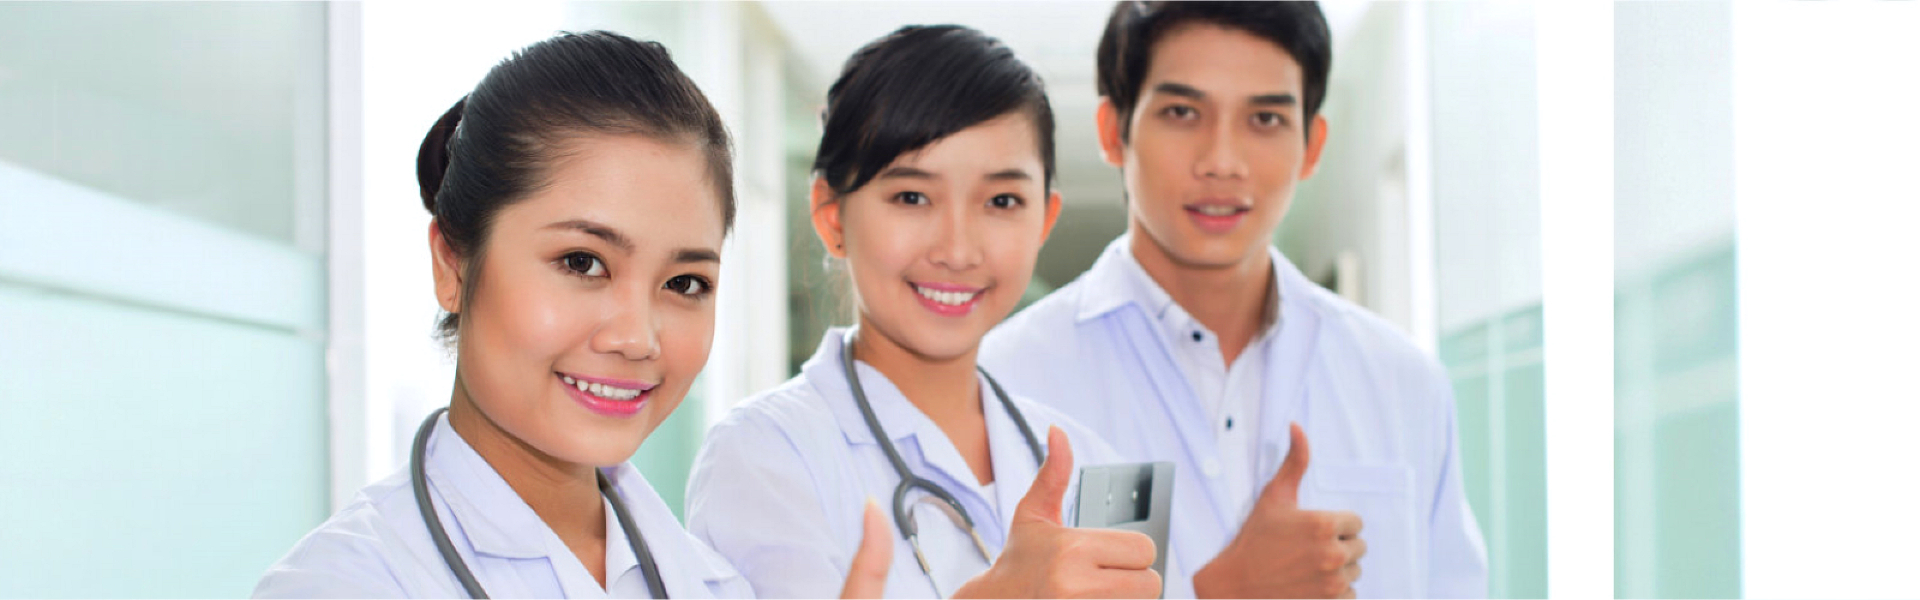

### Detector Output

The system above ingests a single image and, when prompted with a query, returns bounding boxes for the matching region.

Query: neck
[849,321,983,425]
[850,319,995,485]
[445,381,608,582]
[1129,228,1276,366]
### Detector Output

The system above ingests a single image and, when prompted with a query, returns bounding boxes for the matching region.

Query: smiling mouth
[559,373,647,401]
[913,285,981,307]
[1186,204,1249,216]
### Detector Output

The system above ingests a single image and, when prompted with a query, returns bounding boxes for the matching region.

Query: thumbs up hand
[1193,423,1366,599]
[951,426,1162,599]
[839,499,895,598]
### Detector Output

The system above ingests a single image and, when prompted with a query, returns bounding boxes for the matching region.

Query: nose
[1194,121,1249,181]
[927,202,984,272]
[591,289,660,361]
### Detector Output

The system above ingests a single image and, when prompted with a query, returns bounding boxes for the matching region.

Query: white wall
[1734,2,1920,598]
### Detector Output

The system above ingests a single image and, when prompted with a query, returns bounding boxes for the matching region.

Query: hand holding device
[953,426,1162,599]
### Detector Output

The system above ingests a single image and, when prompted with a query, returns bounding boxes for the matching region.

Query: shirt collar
[1075,233,1294,342]
[425,414,740,589]
[600,461,744,592]
[802,327,943,447]
[423,413,561,560]
[800,327,1042,520]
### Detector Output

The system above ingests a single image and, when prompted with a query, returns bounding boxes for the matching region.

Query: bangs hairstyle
[1097,1,1332,141]
[416,30,734,344]
[812,25,1056,196]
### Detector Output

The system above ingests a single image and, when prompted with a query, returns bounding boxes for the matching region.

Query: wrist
[1193,555,1236,599]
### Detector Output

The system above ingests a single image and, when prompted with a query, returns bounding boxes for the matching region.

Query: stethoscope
[410,407,668,598]
[839,329,1044,591]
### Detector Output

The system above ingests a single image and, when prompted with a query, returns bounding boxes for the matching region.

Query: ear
[1040,190,1064,243]
[428,220,464,314]
[1299,114,1329,180]
[809,176,847,259]
[1095,97,1126,168]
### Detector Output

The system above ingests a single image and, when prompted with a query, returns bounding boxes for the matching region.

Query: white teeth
[565,374,643,401]
[1195,205,1240,217]
[914,286,978,307]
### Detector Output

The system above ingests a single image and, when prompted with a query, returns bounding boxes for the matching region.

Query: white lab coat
[980,235,1489,599]
[686,329,1193,599]
[254,413,750,599]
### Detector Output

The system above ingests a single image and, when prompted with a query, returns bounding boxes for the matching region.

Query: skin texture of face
[430,133,725,469]
[1096,21,1328,274]
[811,113,1063,365]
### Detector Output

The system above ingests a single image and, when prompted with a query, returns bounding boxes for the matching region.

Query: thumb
[1013,425,1074,526]
[839,498,893,599]
[1258,422,1311,509]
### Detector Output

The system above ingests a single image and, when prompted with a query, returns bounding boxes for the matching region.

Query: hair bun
[416,97,468,214]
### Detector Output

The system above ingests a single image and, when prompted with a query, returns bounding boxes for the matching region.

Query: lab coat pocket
[1305,463,1416,599]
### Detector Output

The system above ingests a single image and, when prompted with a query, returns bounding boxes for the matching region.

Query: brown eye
[562,252,607,277]
[988,194,1023,209]
[665,274,711,296]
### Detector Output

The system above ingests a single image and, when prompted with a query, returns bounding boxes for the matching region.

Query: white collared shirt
[981,235,1490,599]
[685,329,1193,599]
[1113,244,1281,523]
[253,413,749,599]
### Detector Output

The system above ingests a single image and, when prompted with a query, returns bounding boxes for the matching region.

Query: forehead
[886,114,1043,173]
[499,133,726,248]
[1142,21,1303,100]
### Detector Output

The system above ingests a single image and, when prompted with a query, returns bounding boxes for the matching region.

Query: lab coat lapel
[1258,258,1325,480]
[983,380,1042,540]
[1108,305,1236,533]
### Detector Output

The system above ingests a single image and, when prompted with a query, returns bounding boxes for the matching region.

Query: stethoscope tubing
[410,406,668,598]
[838,329,1045,581]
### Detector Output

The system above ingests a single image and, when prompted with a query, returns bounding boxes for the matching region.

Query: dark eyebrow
[876,166,936,181]
[1153,82,1207,101]
[544,220,633,254]
[1154,82,1297,108]
[1251,93,1297,107]
[985,169,1033,182]
[673,248,721,264]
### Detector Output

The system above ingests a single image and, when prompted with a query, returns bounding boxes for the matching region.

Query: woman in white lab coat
[685,25,1176,599]
[254,31,891,599]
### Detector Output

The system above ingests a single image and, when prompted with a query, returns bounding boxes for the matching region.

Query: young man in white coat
[979,2,1488,598]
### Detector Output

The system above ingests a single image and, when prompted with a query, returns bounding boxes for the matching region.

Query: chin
[1169,232,1267,268]
[899,323,987,362]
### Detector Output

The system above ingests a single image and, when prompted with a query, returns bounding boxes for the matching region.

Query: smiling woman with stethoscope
[685,25,1171,600]
[252,31,896,599]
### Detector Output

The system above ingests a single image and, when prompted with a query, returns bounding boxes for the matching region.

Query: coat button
[1203,459,1222,477]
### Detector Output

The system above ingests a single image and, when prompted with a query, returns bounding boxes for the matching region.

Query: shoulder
[986,277,1096,352]
[700,372,843,456]
[252,473,421,598]
[1295,281,1453,399]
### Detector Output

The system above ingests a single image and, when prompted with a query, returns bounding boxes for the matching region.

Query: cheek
[656,306,716,406]
[489,278,589,354]
[845,212,918,282]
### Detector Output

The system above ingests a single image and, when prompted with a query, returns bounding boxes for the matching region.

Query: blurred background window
[0,2,331,597]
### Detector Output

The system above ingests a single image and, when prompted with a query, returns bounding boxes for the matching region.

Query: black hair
[1097,1,1331,141]
[812,25,1055,196]
[416,30,734,342]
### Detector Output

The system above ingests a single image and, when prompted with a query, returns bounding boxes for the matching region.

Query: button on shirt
[686,329,1193,599]
[980,235,1489,599]
[254,413,749,599]
[1119,246,1281,524]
